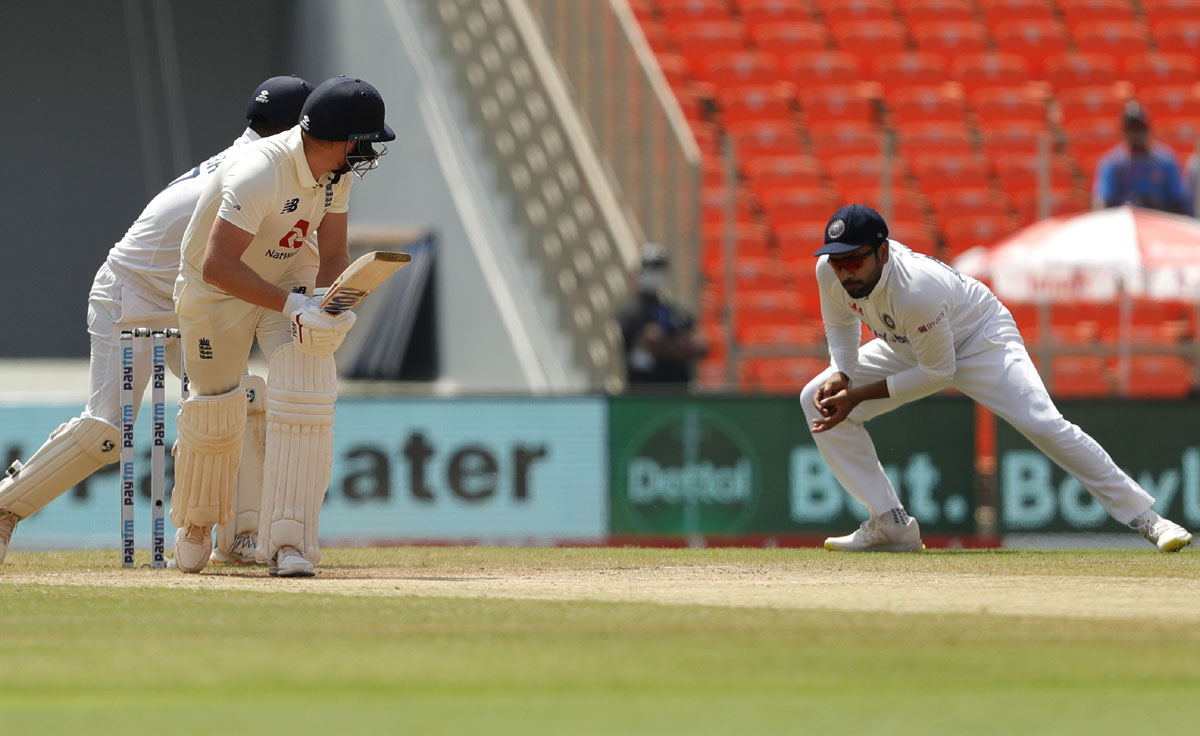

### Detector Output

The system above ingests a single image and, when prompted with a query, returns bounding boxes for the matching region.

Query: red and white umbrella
[953,205,1200,302]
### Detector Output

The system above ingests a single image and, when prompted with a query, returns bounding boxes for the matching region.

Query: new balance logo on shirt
[281,198,299,214]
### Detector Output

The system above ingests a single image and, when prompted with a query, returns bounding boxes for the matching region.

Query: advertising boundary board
[3,395,1197,550]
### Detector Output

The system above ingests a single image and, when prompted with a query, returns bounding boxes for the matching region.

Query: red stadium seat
[950,53,1032,94]
[736,0,814,32]
[810,121,885,160]
[889,220,941,255]
[993,154,1079,198]
[749,21,831,56]
[971,86,1047,125]
[1072,21,1151,70]
[871,52,950,91]
[672,20,746,75]
[911,21,990,63]
[640,21,675,54]
[910,153,994,192]
[826,153,912,190]
[930,187,1014,223]
[1151,20,1200,56]
[1125,54,1200,91]
[888,85,969,125]
[896,120,975,156]
[727,119,805,159]
[1043,53,1121,92]
[900,0,977,25]
[776,219,834,262]
[993,20,1070,77]
[1050,356,1112,397]
[979,120,1053,157]
[700,50,782,90]
[783,50,864,87]
[1060,0,1138,31]
[1153,118,1200,157]
[700,184,759,228]
[831,21,911,72]
[660,0,734,30]
[629,0,658,23]
[840,187,932,222]
[761,186,843,228]
[743,154,826,195]
[1056,85,1125,126]
[718,84,794,124]
[814,0,896,25]
[1140,86,1200,125]
[979,0,1056,27]
[738,323,826,348]
[797,85,877,125]
[1124,355,1194,398]
[690,120,723,155]
[942,214,1019,254]
[655,53,693,87]
[1144,0,1200,25]
[1015,187,1092,224]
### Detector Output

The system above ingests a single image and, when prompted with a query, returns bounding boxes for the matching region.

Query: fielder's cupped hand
[811,373,852,433]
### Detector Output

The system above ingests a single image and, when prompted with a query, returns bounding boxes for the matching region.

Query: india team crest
[883,313,896,329]
[827,218,846,240]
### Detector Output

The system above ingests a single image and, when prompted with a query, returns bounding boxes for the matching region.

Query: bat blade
[318,251,411,313]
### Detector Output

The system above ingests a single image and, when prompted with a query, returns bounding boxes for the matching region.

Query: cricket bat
[318,251,411,313]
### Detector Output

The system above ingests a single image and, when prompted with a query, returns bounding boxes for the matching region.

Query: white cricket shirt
[816,240,1005,401]
[105,130,260,299]
[176,125,351,299]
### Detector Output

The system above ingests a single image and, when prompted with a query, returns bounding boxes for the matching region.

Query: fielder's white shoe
[174,524,213,574]
[825,508,925,552]
[269,546,314,577]
[1133,511,1193,552]
[210,530,258,565]
[0,508,18,565]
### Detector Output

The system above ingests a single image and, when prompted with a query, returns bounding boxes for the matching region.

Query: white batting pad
[0,416,120,519]
[215,374,267,555]
[256,344,337,564]
[169,386,248,528]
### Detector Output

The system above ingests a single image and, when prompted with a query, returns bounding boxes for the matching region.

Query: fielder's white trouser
[0,263,176,520]
[800,311,1155,524]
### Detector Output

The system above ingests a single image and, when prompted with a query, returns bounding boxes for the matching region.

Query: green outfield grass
[1,547,1197,735]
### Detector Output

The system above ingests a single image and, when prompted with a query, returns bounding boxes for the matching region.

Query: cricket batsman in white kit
[0,76,314,565]
[803,204,1193,553]
[171,76,394,576]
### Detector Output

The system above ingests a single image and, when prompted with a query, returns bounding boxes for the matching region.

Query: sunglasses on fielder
[828,242,882,272]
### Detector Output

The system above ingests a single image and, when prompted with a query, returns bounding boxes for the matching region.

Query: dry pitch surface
[4,545,1198,620]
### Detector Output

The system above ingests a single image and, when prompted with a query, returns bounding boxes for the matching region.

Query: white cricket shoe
[210,531,258,565]
[269,546,314,577]
[825,508,925,552]
[174,524,213,574]
[0,509,18,565]
[1134,511,1193,552]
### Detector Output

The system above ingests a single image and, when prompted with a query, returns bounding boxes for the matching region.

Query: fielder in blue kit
[802,204,1193,552]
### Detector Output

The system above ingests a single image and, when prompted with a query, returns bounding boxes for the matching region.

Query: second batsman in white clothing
[0,76,313,565]
[802,204,1193,553]
[171,76,394,576]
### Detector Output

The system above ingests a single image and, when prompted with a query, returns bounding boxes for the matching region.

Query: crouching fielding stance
[803,204,1193,553]
[0,76,312,565]
[172,76,394,576]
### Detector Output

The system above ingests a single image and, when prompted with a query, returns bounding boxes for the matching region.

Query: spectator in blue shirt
[1092,101,1189,215]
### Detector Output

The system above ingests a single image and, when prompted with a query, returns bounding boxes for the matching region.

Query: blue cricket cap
[815,203,889,256]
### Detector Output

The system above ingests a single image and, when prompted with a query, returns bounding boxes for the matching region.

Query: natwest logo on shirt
[278,219,309,249]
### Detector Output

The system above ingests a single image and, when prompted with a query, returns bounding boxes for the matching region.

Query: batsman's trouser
[173,270,327,543]
[799,310,1155,524]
